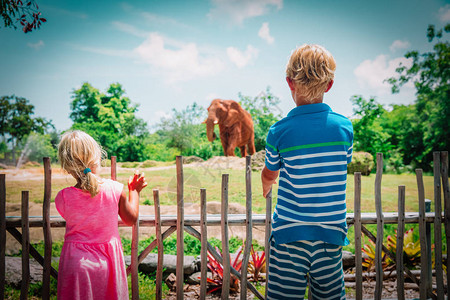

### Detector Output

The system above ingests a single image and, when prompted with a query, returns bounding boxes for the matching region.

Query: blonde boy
[261,44,353,299]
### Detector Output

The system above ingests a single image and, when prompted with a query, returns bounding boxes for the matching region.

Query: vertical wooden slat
[374,153,384,300]
[241,156,252,300]
[154,189,163,300]
[111,156,117,181]
[200,188,207,300]
[397,185,406,300]
[416,169,428,300]
[425,198,432,293]
[433,152,444,299]
[0,174,6,300]
[20,191,30,300]
[176,156,184,300]
[42,157,52,300]
[441,151,450,294]
[264,189,272,300]
[221,174,230,300]
[354,172,362,300]
[131,216,139,299]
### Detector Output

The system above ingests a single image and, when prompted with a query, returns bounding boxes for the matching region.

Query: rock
[183,156,204,164]
[124,254,198,275]
[251,150,266,171]
[185,271,213,285]
[342,251,355,269]
[5,257,43,288]
[165,273,177,291]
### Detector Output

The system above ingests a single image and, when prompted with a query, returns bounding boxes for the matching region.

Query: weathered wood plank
[0,174,6,300]
[397,185,405,300]
[20,191,29,300]
[176,156,184,300]
[154,190,163,300]
[131,214,139,299]
[374,153,383,300]
[241,156,252,300]
[354,172,362,300]
[416,169,429,300]
[111,156,117,181]
[221,174,230,300]
[441,151,450,295]
[42,157,52,300]
[433,152,444,300]
[200,189,207,300]
[265,189,272,300]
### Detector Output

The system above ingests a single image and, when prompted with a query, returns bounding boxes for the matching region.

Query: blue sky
[1,0,449,131]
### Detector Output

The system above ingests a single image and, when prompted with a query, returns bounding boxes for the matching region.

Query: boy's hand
[128,170,148,193]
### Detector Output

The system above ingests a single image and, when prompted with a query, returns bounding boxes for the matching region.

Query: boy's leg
[267,239,311,299]
[308,241,345,300]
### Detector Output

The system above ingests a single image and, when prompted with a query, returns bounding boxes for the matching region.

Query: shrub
[141,160,158,168]
[121,162,140,168]
[348,151,374,175]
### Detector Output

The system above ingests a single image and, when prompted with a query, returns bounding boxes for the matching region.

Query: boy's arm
[261,166,279,198]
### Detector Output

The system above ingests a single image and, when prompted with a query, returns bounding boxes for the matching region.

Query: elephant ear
[223,101,242,127]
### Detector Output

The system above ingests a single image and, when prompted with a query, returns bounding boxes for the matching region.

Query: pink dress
[55,179,129,300]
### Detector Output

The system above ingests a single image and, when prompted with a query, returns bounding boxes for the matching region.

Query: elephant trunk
[205,119,217,142]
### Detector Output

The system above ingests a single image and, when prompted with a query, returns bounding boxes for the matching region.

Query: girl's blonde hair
[286,44,336,102]
[58,130,105,197]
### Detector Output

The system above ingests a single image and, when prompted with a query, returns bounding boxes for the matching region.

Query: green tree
[350,95,392,157]
[1,0,46,33]
[238,87,282,151]
[386,23,450,170]
[1,95,53,162]
[70,82,148,161]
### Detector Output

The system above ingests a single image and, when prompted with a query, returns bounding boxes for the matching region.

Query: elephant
[204,99,256,157]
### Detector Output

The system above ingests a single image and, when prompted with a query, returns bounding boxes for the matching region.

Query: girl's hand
[128,170,148,193]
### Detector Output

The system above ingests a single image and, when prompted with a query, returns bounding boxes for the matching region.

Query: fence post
[20,191,30,300]
[433,152,444,299]
[354,172,362,300]
[42,157,52,300]
[200,189,207,300]
[154,190,163,300]
[425,198,432,294]
[374,153,384,300]
[416,169,428,300]
[241,156,252,300]
[111,156,117,181]
[0,174,5,300]
[264,189,272,300]
[397,185,405,300]
[441,151,450,294]
[176,156,184,300]
[131,216,139,299]
[221,174,230,300]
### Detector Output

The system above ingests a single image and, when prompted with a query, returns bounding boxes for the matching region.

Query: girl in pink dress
[55,130,147,300]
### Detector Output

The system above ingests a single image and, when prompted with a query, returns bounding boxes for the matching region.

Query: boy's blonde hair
[58,130,105,197]
[286,44,336,102]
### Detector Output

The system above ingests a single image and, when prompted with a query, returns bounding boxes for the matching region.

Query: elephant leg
[248,136,256,155]
[240,146,247,157]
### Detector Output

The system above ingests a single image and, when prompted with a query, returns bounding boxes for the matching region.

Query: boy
[261,44,353,300]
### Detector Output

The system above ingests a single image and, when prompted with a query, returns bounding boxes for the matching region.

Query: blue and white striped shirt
[265,103,353,246]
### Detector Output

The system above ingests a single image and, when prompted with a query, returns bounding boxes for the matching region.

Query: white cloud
[354,54,413,94]
[111,21,148,38]
[134,33,225,83]
[27,40,44,50]
[226,45,259,68]
[73,45,131,57]
[438,4,450,22]
[258,22,274,44]
[389,40,410,52]
[208,0,283,25]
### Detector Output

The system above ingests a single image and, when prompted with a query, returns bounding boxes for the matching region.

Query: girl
[55,130,147,300]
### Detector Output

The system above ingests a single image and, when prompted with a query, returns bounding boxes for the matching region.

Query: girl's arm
[261,165,279,198]
[119,171,148,226]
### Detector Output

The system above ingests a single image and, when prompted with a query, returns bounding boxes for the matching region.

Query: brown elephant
[204,99,256,157]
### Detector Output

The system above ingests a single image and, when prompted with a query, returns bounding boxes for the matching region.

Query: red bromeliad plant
[248,245,266,282]
[206,246,243,294]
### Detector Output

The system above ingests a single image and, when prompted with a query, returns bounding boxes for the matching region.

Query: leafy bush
[141,160,158,168]
[121,162,140,168]
[347,152,374,175]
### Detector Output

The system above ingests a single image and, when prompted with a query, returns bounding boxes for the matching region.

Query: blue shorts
[267,239,346,300]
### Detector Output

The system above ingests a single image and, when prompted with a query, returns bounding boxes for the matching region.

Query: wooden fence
[1,151,449,300]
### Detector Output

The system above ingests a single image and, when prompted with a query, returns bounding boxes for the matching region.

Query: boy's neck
[294,95,324,107]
